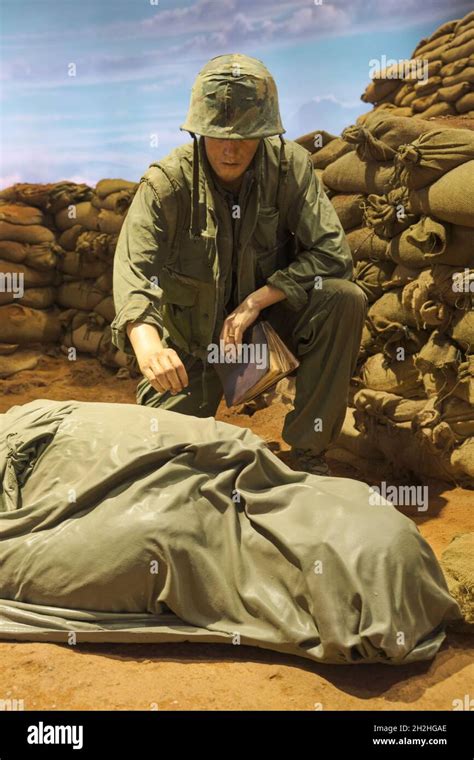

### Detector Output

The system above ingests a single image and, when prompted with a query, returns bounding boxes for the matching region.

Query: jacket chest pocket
[176,235,212,279]
[159,266,215,351]
[253,207,293,279]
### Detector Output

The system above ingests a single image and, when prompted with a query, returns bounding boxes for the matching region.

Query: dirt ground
[0,353,472,711]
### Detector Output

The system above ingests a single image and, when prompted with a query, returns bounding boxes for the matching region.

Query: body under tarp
[0,398,462,665]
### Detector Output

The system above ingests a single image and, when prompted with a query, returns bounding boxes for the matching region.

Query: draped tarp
[0,398,462,665]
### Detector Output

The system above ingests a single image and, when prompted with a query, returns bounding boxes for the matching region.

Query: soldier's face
[204,137,260,187]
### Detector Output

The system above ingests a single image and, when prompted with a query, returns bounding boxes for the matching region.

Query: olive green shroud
[0,398,463,665]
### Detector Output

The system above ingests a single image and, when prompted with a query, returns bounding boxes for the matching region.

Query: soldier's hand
[220,300,261,347]
[140,347,189,396]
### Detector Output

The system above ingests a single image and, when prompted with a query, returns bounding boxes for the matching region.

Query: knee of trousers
[308,278,368,316]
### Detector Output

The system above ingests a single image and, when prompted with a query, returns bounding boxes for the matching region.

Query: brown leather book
[211,320,300,407]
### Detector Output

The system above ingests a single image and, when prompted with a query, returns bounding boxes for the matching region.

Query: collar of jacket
[187,134,265,240]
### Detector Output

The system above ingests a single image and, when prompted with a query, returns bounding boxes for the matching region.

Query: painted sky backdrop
[1,0,472,188]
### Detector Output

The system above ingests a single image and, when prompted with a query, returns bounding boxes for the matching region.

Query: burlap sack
[367,294,429,360]
[0,304,61,343]
[393,129,474,189]
[56,281,105,311]
[76,230,111,261]
[456,92,474,114]
[62,323,107,356]
[0,348,42,378]
[0,203,44,226]
[450,309,474,352]
[362,187,417,239]
[328,406,384,460]
[0,286,55,309]
[354,388,427,423]
[413,76,442,97]
[55,202,100,232]
[412,92,441,113]
[94,179,138,199]
[94,296,115,323]
[409,162,474,226]
[440,57,471,77]
[414,330,460,397]
[90,190,136,214]
[345,227,390,262]
[95,270,113,294]
[389,217,474,267]
[442,66,474,86]
[322,152,396,194]
[0,258,56,287]
[450,440,474,486]
[0,241,57,270]
[0,221,54,244]
[451,355,474,404]
[360,353,424,397]
[414,32,455,57]
[402,270,453,329]
[57,250,108,279]
[97,209,124,235]
[439,82,472,102]
[440,533,474,625]
[430,264,474,310]
[341,115,432,162]
[354,259,396,302]
[361,78,401,105]
[0,182,91,212]
[382,263,421,290]
[295,129,337,153]
[311,138,353,169]
[57,224,84,252]
[330,194,365,231]
[441,37,474,64]
[420,102,457,118]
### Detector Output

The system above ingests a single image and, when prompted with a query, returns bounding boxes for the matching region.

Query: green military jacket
[111,135,353,364]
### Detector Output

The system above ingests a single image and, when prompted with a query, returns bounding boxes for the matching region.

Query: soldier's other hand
[140,348,189,395]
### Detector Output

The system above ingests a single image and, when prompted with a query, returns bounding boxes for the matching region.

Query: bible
[211,319,299,407]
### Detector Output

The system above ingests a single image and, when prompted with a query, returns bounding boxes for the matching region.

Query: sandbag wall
[297,110,474,488]
[0,180,140,378]
[359,11,474,119]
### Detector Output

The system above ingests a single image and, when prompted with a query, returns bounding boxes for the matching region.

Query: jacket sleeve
[110,177,173,356]
[266,152,354,311]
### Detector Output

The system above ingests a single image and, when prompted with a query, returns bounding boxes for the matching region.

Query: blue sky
[1,0,472,187]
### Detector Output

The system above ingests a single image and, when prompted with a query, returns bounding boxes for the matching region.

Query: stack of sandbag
[301,108,474,487]
[0,179,139,377]
[358,11,474,119]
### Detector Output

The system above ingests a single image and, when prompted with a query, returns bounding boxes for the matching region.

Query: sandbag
[311,138,353,169]
[451,355,474,404]
[394,129,474,189]
[0,304,61,343]
[94,179,138,198]
[414,330,460,397]
[0,286,55,309]
[341,115,432,162]
[57,250,108,278]
[345,227,390,262]
[0,258,56,288]
[382,263,421,290]
[94,296,115,323]
[420,102,457,118]
[360,353,423,397]
[328,406,384,460]
[440,534,474,625]
[55,202,100,232]
[456,92,474,113]
[57,224,84,252]
[408,162,474,227]
[97,209,125,235]
[362,187,417,239]
[450,439,474,485]
[366,289,429,359]
[388,217,474,267]
[450,309,474,352]
[0,203,44,226]
[294,129,337,153]
[0,241,57,270]
[56,281,105,311]
[402,270,453,329]
[330,194,365,230]
[323,152,396,194]
[0,221,54,244]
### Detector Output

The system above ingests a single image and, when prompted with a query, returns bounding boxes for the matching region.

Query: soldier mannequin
[111,54,368,475]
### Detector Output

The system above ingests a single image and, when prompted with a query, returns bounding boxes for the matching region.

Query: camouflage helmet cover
[180,53,285,139]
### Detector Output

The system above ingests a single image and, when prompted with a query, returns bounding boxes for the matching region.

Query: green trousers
[135,278,368,453]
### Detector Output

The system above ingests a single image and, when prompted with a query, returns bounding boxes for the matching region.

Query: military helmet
[180,53,285,139]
